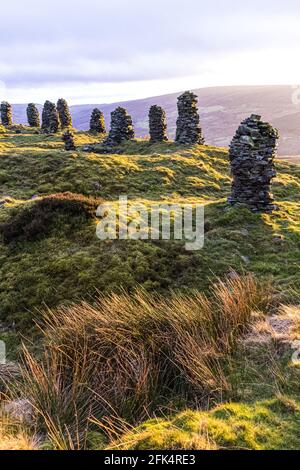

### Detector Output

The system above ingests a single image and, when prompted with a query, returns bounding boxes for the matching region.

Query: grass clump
[15,274,271,449]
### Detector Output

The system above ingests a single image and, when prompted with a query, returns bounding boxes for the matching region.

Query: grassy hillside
[9,85,300,156]
[0,126,299,450]
[0,127,299,330]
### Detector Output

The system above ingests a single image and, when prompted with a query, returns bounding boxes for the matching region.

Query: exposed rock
[89,108,106,133]
[242,309,297,357]
[1,102,13,126]
[57,98,72,129]
[175,91,204,144]
[0,363,21,397]
[92,181,101,190]
[82,145,93,152]
[62,130,76,151]
[228,114,279,212]
[240,255,250,264]
[149,105,168,142]
[104,107,134,146]
[4,399,34,425]
[26,103,40,127]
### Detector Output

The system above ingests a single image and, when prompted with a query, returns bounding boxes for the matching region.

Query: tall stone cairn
[104,107,134,146]
[149,105,168,142]
[57,98,72,128]
[41,101,51,131]
[42,101,60,133]
[175,91,204,144]
[27,103,40,127]
[89,108,106,133]
[1,101,13,126]
[228,114,279,212]
[62,130,76,151]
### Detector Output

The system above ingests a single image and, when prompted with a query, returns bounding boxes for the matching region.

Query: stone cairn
[62,130,76,151]
[27,103,40,127]
[175,91,204,144]
[1,101,13,126]
[42,101,60,133]
[228,114,279,212]
[57,98,72,128]
[104,107,134,146]
[149,105,168,142]
[89,108,106,133]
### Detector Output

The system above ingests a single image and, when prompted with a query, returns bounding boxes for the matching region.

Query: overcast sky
[1,0,300,104]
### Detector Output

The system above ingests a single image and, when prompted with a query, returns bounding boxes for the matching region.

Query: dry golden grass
[13,273,274,449]
[0,415,37,450]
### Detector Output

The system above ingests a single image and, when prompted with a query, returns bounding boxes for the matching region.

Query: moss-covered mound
[111,398,300,450]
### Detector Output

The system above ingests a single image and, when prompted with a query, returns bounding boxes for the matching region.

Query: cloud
[1,0,300,102]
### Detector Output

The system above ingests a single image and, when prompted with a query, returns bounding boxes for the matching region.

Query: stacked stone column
[1,102,13,126]
[27,103,40,127]
[175,91,204,144]
[89,108,106,133]
[42,101,60,133]
[104,107,134,146]
[62,130,76,151]
[57,98,72,129]
[228,114,279,212]
[149,105,168,142]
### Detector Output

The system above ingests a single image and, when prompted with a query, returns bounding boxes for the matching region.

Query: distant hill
[10,85,300,157]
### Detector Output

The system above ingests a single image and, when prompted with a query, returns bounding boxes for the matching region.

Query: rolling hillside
[10,85,300,158]
[0,128,299,451]
[0,129,299,327]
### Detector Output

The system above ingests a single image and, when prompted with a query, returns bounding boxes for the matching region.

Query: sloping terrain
[10,85,300,156]
[0,128,299,329]
[0,126,299,450]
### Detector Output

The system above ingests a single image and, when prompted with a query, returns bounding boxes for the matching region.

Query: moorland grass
[0,130,299,331]
[0,129,299,450]
[12,274,273,449]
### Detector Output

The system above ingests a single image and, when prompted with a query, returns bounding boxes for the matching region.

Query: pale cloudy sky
[1,0,300,104]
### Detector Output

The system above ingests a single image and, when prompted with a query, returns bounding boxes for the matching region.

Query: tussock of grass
[15,274,271,449]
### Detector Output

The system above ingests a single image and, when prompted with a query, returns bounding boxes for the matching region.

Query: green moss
[112,397,300,450]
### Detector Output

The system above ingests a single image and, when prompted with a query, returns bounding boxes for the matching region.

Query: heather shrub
[0,193,101,243]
